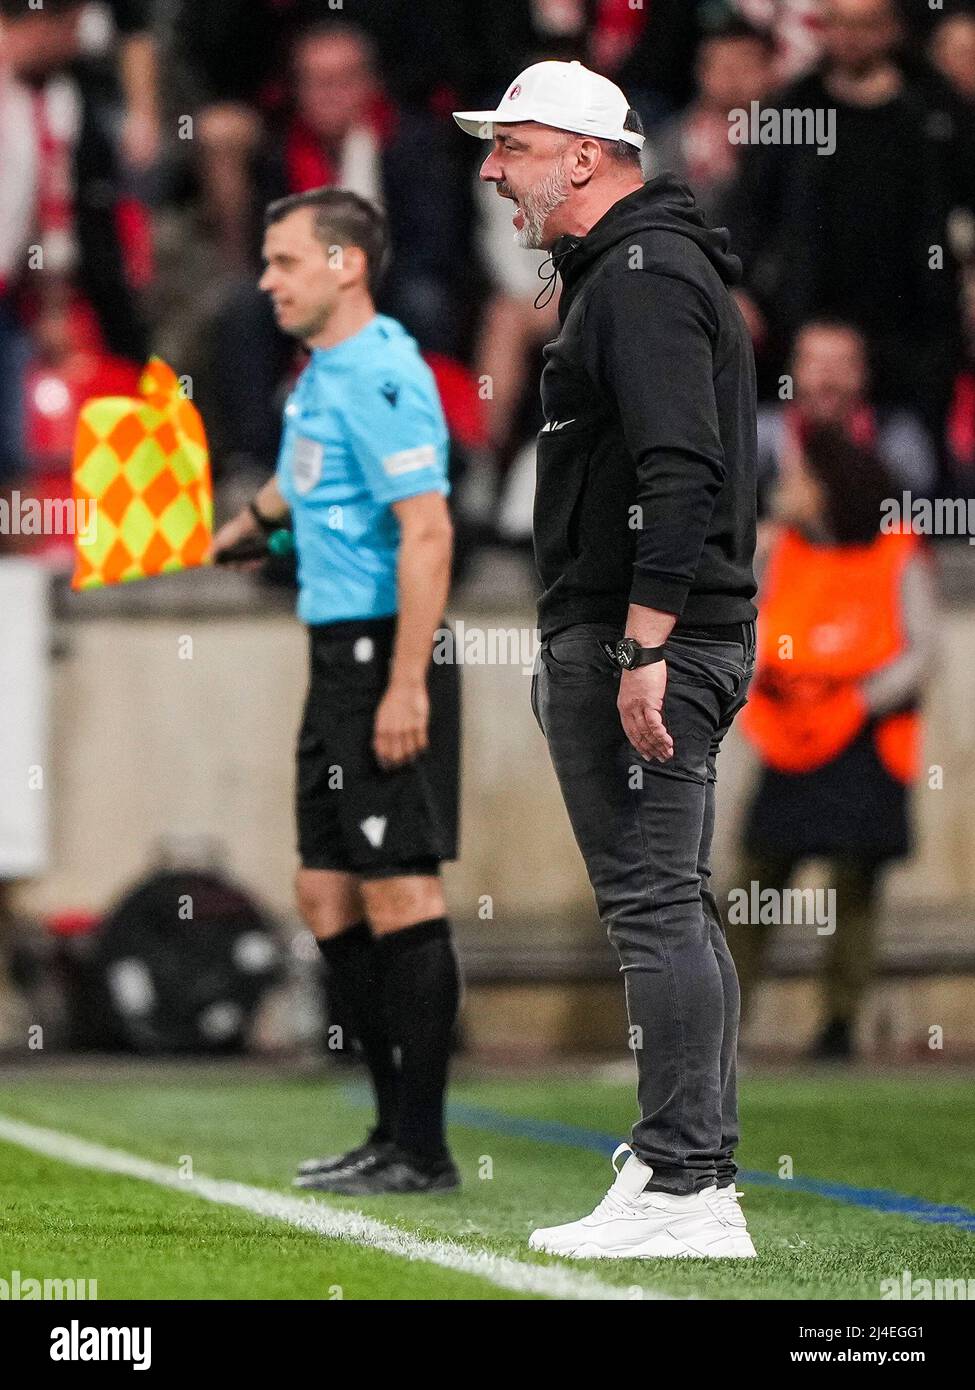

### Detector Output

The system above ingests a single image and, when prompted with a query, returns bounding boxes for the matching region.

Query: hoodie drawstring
[534,254,559,310]
[534,239,579,311]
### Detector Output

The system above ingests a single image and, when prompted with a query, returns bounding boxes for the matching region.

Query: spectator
[457,2,588,113]
[75,1,163,179]
[729,426,936,1060]
[607,0,723,126]
[734,0,824,84]
[897,0,975,47]
[647,17,776,224]
[178,0,469,120]
[181,1,473,271]
[918,8,975,481]
[757,319,938,511]
[893,5,975,234]
[728,0,965,456]
[205,20,469,481]
[256,22,468,348]
[589,0,650,79]
[0,0,147,482]
[175,0,308,271]
[928,9,975,106]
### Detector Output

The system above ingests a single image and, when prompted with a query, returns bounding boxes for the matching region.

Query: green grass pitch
[0,1069,972,1300]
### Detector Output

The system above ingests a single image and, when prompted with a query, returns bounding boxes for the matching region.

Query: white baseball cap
[453,60,644,149]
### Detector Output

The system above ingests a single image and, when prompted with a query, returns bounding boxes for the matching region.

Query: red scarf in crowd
[284,96,398,194]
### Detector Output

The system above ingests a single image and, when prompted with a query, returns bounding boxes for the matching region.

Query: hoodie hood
[551,174,742,316]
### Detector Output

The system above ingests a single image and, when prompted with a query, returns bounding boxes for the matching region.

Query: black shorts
[296,616,460,877]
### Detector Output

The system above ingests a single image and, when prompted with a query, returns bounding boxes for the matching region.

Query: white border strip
[0,1114,677,1302]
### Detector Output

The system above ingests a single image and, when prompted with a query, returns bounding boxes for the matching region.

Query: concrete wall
[17,604,975,924]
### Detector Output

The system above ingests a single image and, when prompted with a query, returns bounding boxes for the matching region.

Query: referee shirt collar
[309,313,387,367]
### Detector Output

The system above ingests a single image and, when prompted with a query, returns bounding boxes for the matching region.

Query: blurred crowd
[1,0,975,562]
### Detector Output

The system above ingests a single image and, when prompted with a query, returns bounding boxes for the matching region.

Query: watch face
[616,639,636,669]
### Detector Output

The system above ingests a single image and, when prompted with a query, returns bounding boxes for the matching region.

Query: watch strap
[629,643,667,667]
[600,640,667,669]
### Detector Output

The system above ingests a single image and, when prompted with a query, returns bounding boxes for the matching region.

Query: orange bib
[741,528,922,779]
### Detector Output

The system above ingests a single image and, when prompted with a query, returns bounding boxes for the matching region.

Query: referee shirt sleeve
[342,368,450,506]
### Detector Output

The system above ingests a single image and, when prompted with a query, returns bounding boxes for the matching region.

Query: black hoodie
[534,174,758,638]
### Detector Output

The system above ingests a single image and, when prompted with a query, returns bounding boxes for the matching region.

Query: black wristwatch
[608,637,667,671]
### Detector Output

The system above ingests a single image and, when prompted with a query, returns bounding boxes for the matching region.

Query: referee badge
[291,435,324,494]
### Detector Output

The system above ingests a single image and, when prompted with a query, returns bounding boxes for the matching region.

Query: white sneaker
[528,1144,758,1259]
[704,1183,757,1257]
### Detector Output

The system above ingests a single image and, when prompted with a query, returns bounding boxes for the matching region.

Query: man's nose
[479,149,502,182]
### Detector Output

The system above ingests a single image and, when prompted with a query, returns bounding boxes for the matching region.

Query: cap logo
[508,84,522,100]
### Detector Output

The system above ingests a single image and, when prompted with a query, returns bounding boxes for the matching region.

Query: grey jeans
[532,620,756,1193]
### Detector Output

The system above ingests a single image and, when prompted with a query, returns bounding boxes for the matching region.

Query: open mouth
[499,185,525,231]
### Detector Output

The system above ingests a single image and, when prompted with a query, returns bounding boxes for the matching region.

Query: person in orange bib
[730,425,936,1060]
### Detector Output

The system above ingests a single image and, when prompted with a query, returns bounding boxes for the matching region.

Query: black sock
[374,918,460,1163]
[317,924,399,1144]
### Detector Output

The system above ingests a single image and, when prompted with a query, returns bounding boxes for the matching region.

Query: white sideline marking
[0,1114,677,1302]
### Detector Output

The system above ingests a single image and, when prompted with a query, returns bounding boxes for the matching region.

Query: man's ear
[566,137,603,189]
[336,244,368,289]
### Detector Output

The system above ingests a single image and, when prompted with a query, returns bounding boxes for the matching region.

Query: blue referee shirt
[275,314,450,625]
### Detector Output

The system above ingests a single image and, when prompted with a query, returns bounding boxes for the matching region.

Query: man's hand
[617,662,674,762]
[212,480,289,568]
[373,679,430,770]
[210,509,265,571]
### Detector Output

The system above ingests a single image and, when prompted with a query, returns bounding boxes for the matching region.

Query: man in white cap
[455,62,760,1259]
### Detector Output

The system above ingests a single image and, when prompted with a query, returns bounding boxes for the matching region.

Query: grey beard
[515,164,570,249]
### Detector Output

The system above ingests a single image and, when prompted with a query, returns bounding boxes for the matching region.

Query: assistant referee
[213,188,461,1195]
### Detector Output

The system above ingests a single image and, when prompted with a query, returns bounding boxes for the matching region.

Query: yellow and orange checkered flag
[72,357,213,590]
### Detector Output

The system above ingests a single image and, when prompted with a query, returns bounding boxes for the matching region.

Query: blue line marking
[344,1086,975,1233]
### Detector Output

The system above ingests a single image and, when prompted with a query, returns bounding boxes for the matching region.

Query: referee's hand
[617,662,674,763]
[373,680,430,770]
[210,511,265,571]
